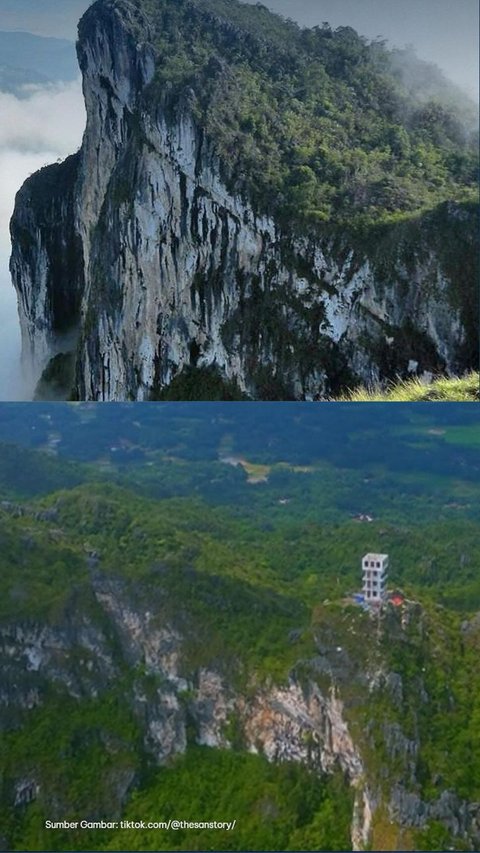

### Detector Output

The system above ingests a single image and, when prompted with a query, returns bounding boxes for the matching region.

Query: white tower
[362,553,388,603]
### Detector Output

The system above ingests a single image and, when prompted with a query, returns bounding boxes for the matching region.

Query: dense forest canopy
[86,0,480,230]
[0,403,479,609]
[0,403,479,851]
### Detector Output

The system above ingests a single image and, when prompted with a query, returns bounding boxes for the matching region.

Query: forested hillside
[11,0,479,400]
[120,0,478,229]
[0,404,479,850]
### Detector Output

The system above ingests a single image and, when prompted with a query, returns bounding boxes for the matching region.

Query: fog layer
[247,0,479,101]
[0,80,85,400]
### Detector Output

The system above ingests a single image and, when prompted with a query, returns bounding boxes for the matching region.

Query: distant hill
[0,31,78,94]
[0,0,91,40]
[0,403,480,851]
[0,63,50,94]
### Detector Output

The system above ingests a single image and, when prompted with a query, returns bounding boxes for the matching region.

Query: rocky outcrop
[14,778,40,807]
[242,681,363,776]
[389,786,480,843]
[242,681,373,851]
[10,154,84,390]
[75,577,368,791]
[2,569,480,850]
[9,0,478,400]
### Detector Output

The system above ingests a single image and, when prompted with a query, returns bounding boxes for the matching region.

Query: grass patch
[338,373,479,402]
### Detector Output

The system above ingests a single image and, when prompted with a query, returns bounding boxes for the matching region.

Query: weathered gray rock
[389,785,480,846]
[2,575,479,850]
[9,0,478,400]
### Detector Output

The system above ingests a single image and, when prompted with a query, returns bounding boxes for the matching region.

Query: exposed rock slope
[9,0,479,399]
[2,552,479,851]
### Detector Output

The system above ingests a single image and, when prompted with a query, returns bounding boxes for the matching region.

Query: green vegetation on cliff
[0,404,479,851]
[340,372,480,402]
[109,0,480,230]
[101,748,353,852]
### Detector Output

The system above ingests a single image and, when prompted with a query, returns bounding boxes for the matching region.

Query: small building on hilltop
[362,553,388,603]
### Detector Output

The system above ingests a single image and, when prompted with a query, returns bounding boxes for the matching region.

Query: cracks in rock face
[4,571,480,850]
[9,1,477,400]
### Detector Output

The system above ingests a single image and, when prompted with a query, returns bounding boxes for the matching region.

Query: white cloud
[0,79,86,399]
[0,79,85,154]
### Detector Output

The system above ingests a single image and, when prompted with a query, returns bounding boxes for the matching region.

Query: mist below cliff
[0,80,85,399]
[0,147,58,400]
[8,0,479,401]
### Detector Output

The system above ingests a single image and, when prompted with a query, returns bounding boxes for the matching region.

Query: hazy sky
[0,0,478,99]
[247,0,479,99]
[0,0,90,39]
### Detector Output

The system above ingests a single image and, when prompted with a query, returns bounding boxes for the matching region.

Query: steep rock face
[9,155,84,388]
[2,568,480,851]
[0,608,369,847]
[242,681,373,851]
[9,0,478,400]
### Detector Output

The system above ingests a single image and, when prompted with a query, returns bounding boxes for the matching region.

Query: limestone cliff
[9,0,478,399]
[2,560,479,851]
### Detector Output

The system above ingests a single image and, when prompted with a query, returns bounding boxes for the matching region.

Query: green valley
[0,403,479,851]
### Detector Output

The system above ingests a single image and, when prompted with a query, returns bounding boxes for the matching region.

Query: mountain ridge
[0,31,78,94]
[9,0,478,400]
[0,415,480,851]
